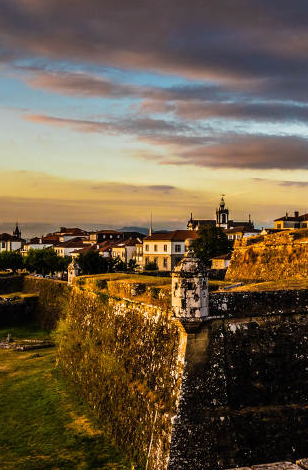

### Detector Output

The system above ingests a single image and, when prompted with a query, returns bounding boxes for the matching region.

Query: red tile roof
[144,230,199,241]
[0,233,23,242]
[54,237,86,248]
[211,253,232,260]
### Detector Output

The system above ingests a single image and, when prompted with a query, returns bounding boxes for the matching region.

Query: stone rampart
[226,229,308,281]
[4,274,308,470]
[0,274,24,294]
[22,277,70,329]
[168,305,308,470]
[0,296,37,327]
[56,288,186,470]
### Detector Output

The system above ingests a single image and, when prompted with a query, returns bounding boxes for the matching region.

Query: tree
[112,257,127,272]
[56,255,71,278]
[192,225,232,268]
[144,260,158,271]
[127,259,137,272]
[0,251,24,273]
[78,250,109,275]
[25,248,60,276]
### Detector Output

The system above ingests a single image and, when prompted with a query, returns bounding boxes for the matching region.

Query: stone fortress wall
[226,228,308,282]
[3,236,308,470]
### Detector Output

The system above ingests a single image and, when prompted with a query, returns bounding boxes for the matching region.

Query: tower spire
[149,211,153,236]
[13,221,21,239]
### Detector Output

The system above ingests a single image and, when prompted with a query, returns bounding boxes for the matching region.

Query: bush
[145,261,158,271]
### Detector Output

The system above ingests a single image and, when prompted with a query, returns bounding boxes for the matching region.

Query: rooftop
[144,230,199,242]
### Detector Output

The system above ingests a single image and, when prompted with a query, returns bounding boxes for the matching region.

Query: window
[154,257,158,265]
[1,242,5,248]
[163,258,168,268]
[164,244,167,252]
[154,244,158,252]
[145,245,149,251]
[145,257,149,264]
[175,244,181,253]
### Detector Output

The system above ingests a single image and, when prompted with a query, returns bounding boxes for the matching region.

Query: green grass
[0,327,131,470]
[0,324,51,341]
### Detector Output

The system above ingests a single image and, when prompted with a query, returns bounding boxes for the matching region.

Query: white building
[142,230,199,271]
[54,237,88,257]
[0,233,24,252]
[112,238,141,264]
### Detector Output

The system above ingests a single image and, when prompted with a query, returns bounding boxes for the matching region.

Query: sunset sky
[1,0,308,236]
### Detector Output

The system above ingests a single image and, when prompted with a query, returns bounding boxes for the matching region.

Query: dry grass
[229,279,308,292]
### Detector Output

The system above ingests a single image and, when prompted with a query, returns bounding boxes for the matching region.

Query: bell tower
[216,195,229,228]
[13,222,21,239]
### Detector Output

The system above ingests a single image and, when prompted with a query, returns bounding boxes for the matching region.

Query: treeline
[0,248,137,277]
[0,249,71,277]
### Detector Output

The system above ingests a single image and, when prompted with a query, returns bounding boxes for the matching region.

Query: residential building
[0,233,24,252]
[98,241,118,258]
[274,211,308,230]
[21,235,60,255]
[54,237,89,257]
[88,230,123,243]
[225,226,261,242]
[71,244,99,259]
[111,238,142,264]
[47,227,89,243]
[211,253,232,270]
[142,230,199,271]
[88,229,145,244]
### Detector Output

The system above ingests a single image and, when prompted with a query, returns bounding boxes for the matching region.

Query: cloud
[2,0,308,88]
[143,100,308,122]
[23,69,142,98]
[24,112,193,137]
[161,135,308,170]
[279,180,308,187]
[24,112,308,170]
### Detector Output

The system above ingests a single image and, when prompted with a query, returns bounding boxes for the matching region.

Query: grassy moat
[0,325,130,470]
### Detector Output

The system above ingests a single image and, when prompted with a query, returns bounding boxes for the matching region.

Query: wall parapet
[209,289,308,318]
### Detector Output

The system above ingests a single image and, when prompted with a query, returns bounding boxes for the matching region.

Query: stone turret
[172,238,209,329]
[68,259,80,286]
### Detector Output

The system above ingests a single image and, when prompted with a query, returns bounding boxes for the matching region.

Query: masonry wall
[22,277,70,329]
[226,229,308,281]
[56,289,186,470]
[168,290,308,470]
[0,275,24,294]
[0,296,37,327]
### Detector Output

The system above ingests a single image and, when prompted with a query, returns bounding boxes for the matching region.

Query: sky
[1,0,308,237]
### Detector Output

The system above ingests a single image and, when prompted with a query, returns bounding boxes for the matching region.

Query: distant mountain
[118,226,173,235]
[118,226,149,235]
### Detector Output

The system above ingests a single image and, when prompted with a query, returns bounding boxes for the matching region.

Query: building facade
[188,196,254,232]
[142,230,199,271]
[274,211,308,230]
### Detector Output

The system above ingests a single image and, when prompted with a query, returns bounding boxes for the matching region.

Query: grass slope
[0,326,130,470]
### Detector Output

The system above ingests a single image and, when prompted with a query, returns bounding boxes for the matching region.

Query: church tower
[216,195,229,228]
[13,222,21,239]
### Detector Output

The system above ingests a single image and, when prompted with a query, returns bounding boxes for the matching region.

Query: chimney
[294,211,299,218]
